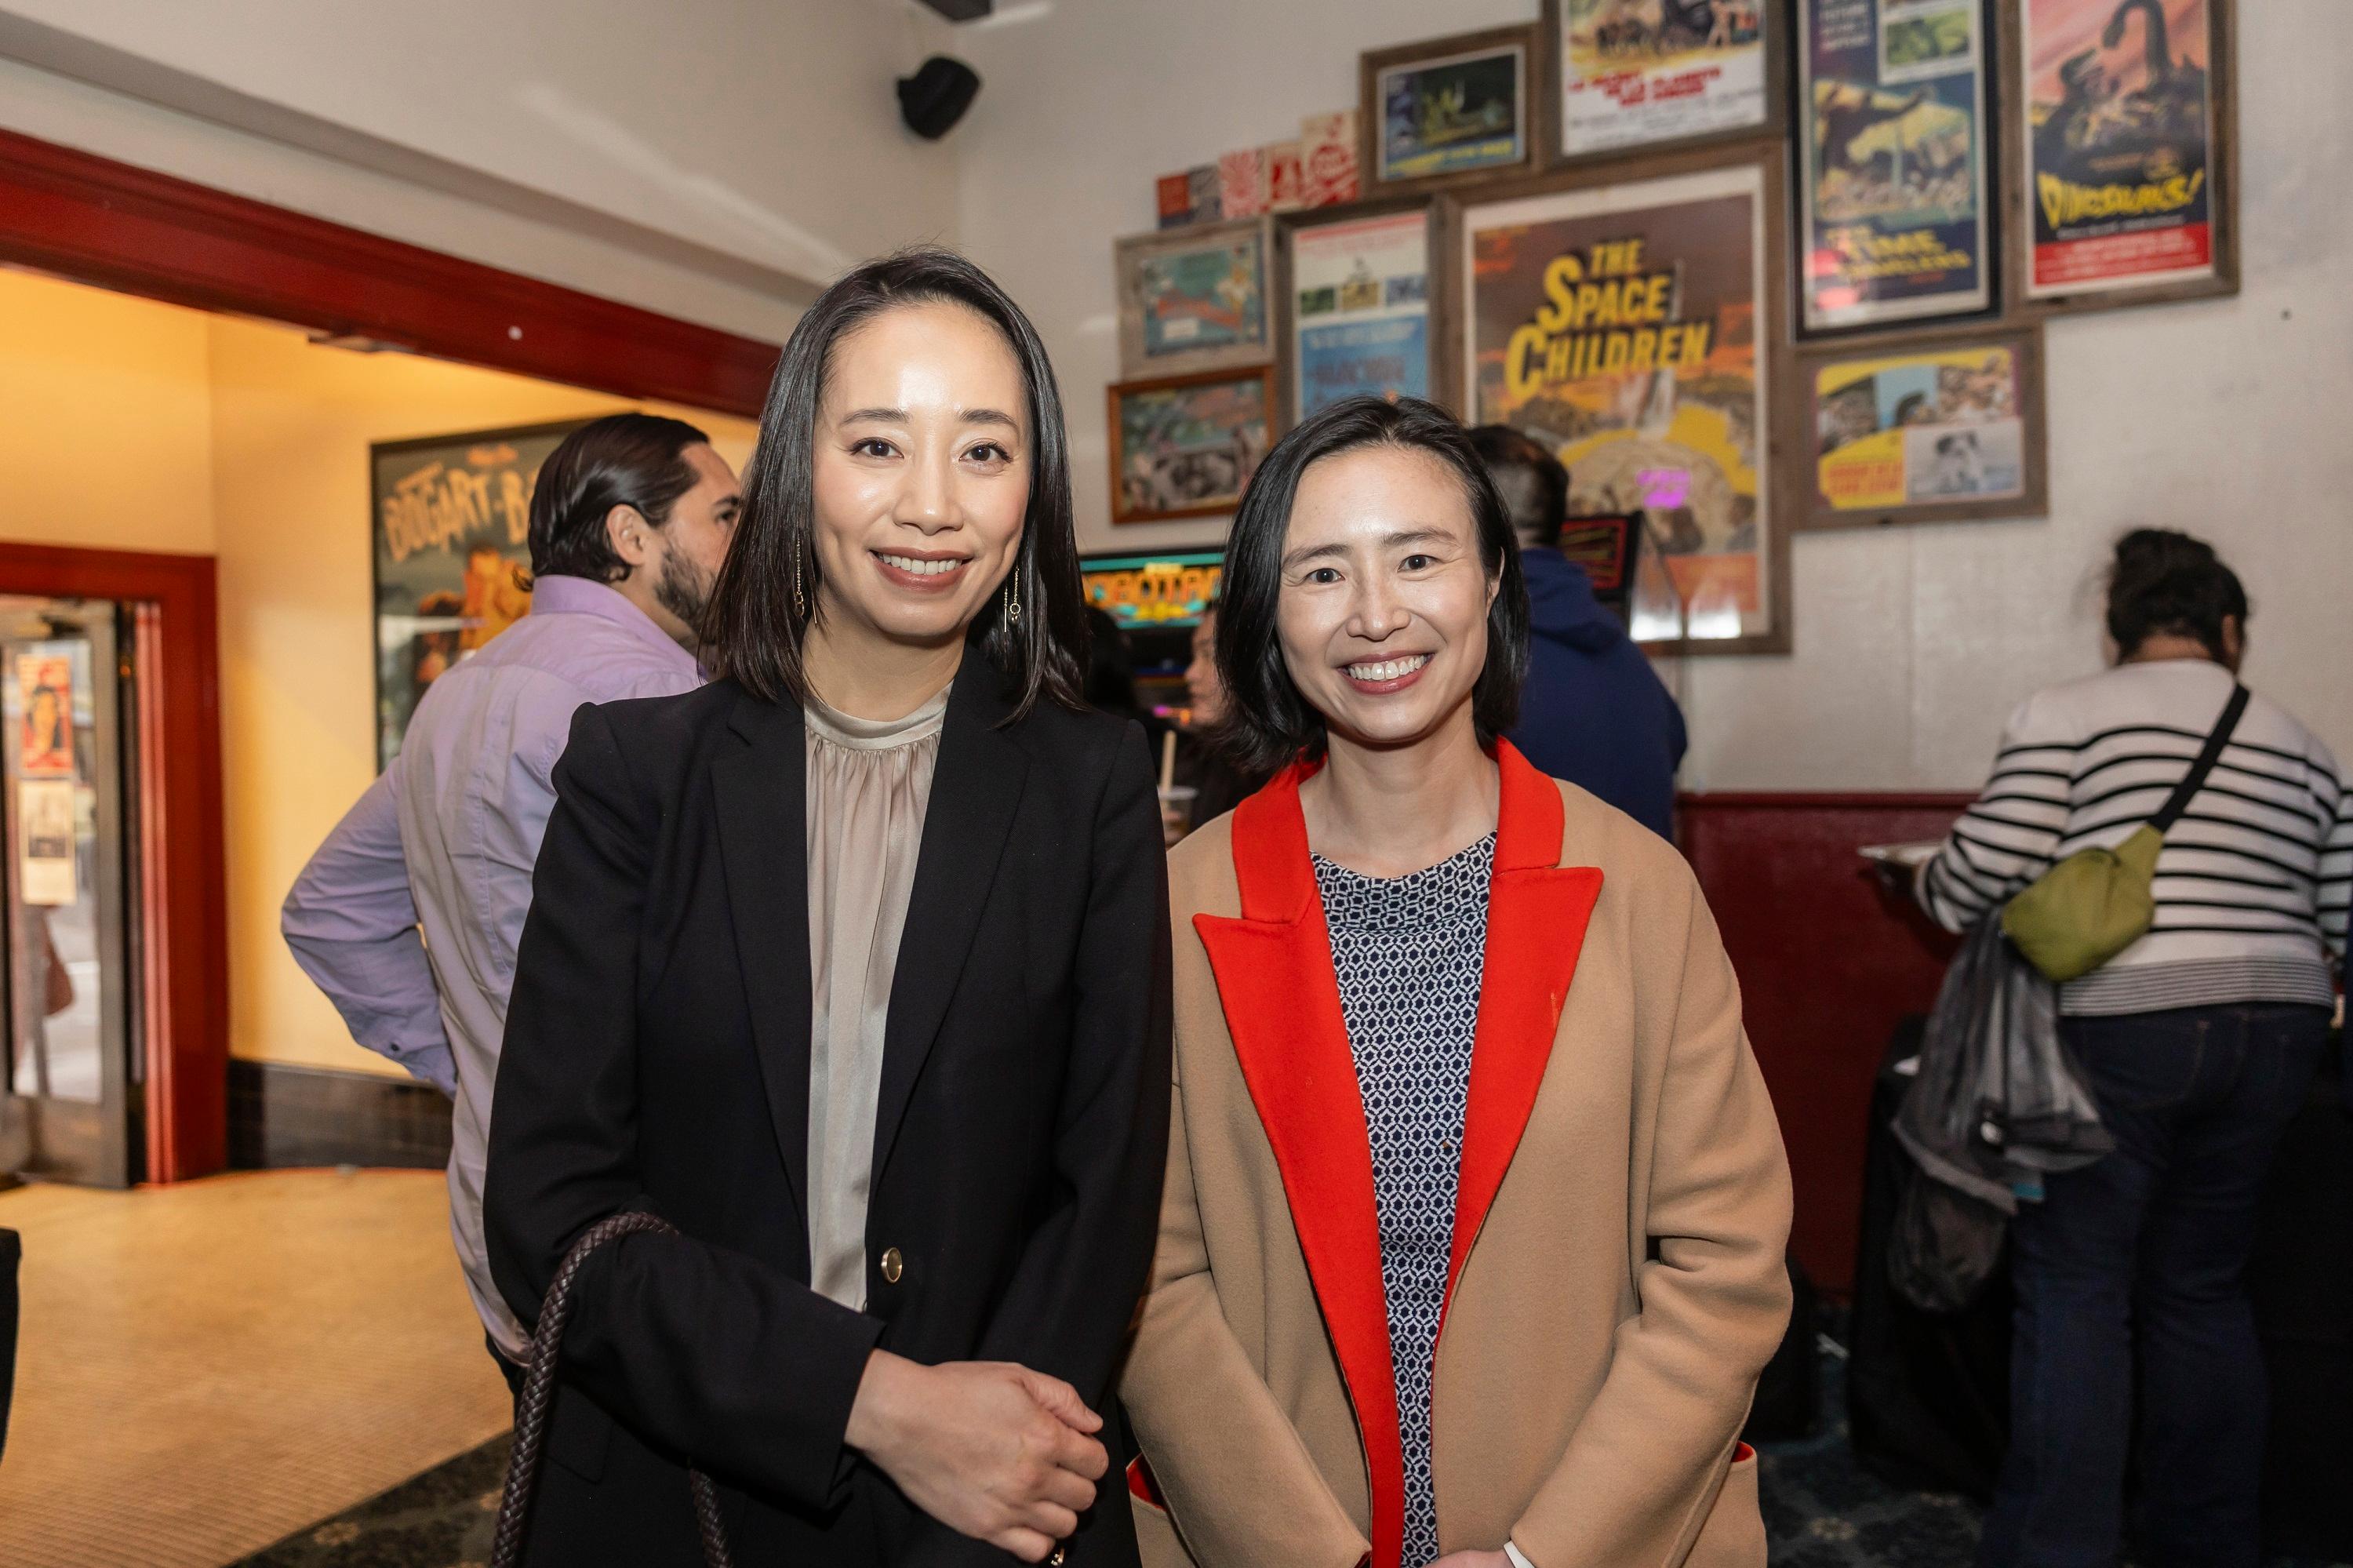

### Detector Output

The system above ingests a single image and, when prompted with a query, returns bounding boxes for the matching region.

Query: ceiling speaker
[898,56,980,140]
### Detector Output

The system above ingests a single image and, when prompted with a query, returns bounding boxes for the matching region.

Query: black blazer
[485,645,1173,1567]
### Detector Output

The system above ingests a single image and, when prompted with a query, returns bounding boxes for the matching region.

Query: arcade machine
[1077,547,1224,726]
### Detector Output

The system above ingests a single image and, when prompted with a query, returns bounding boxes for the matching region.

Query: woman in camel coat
[1118,397,1791,1568]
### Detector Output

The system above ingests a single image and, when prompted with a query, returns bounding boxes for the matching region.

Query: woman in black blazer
[485,249,1172,1567]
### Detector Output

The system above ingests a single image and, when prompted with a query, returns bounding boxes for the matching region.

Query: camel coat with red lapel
[1119,743,1791,1568]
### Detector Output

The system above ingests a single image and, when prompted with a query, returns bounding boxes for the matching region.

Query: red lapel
[1193,761,1405,1568]
[1445,744,1603,1324]
[1190,745,1602,1568]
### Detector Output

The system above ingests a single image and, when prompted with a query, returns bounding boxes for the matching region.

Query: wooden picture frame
[1540,0,1786,167]
[1795,0,2002,337]
[1358,24,1545,198]
[1438,141,1794,657]
[1792,320,2048,529]
[1113,216,1275,379]
[2001,0,2238,316]
[1271,196,1453,432]
[1106,365,1277,525]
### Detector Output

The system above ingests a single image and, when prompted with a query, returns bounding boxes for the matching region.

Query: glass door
[0,596,139,1188]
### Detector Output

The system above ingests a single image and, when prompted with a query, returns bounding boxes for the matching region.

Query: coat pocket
[544,1381,616,1484]
[1683,1443,1766,1568]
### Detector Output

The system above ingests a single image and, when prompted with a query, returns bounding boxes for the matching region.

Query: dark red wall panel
[1679,792,1973,1295]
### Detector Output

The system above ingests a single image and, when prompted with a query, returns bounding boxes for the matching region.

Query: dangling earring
[792,541,806,617]
[1004,567,1021,624]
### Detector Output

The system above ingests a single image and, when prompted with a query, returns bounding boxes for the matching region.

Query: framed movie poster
[1359,25,1541,195]
[371,420,584,770]
[1798,0,1994,333]
[1448,146,1791,653]
[2008,0,2237,311]
[1114,218,1274,378]
[1544,0,1778,162]
[1275,199,1444,428]
[1107,366,1275,525]
[1798,322,2047,528]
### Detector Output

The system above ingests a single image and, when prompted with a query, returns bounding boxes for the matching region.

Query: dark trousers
[1978,1000,2330,1568]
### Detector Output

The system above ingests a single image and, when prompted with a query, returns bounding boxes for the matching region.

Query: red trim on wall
[1678,790,1977,1294]
[0,128,778,419]
[0,544,227,1181]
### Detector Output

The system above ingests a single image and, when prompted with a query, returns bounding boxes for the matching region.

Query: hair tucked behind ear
[2106,527,2247,661]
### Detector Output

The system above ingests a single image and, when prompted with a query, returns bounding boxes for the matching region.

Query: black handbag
[489,1211,732,1568]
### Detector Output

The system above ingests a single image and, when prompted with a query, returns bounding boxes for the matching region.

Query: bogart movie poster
[1554,0,1769,158]
[1462,162,1773,646]
[2023,0,2219,298]
[370,421,582,770]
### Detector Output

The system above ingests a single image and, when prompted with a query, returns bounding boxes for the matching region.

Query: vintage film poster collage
[1110,0,2232,653]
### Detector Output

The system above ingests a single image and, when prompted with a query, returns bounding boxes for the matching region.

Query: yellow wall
[0,267,758,1078]
[0,270,216,555]
[209,318,756,1075]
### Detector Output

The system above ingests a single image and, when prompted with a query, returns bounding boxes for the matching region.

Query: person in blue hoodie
[1469,425,1687,841]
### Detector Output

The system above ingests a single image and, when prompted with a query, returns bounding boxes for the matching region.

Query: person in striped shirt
[1918,529,2349,1568]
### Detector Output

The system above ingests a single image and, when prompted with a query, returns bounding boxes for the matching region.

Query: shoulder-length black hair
[700,246,1089,719]
[1211,395,1529,776]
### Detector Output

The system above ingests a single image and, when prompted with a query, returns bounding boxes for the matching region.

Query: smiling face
[1275,443,1497,755]
[809,299,1031,653]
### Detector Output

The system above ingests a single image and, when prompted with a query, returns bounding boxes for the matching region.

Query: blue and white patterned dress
[1312,833,1496,1568]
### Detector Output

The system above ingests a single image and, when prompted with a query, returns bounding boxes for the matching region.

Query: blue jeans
[1977,1000,2330,1568]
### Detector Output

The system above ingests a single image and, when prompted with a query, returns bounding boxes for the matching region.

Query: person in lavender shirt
[281,412,739,1373]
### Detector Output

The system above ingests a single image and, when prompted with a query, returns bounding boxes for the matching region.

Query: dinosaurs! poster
[1460,162,1772,646]
[1555,0,1769,158]
[2022,0,2217,297]
[1798,0,1991,329]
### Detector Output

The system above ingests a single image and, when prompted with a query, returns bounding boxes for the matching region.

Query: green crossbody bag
[2002,682,2248,983]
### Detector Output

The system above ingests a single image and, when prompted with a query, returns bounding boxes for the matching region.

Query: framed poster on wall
[1543,0,1778,163]
[2007,0,2237,312]
[1275,199,1445,428]
[1797,322,2046,528]
[1358,25,1542,196]
[1107,366,1275,525]
[370,420,584,770]
[1446,145,1791,653]
[1114,218,1274,378]
[1797,0,1995,333]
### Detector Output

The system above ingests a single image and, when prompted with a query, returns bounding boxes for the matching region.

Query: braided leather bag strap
[489,1210,732,1568]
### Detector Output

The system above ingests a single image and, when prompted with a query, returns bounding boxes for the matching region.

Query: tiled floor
[0,1168,511,1568]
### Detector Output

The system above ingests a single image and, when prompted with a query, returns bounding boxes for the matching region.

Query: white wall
[0,0,962,340]
[956,0,2353,791]
[953,0,1528,558]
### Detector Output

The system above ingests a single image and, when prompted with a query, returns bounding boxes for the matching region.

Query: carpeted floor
[231,1341,2349,1568]
[231,1341,1985,1568]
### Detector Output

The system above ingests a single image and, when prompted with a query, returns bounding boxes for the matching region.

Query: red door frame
[0,544,225,1182]
[0,129,787,1179]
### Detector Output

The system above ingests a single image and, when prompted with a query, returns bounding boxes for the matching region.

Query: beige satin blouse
[802,682,949,1309]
